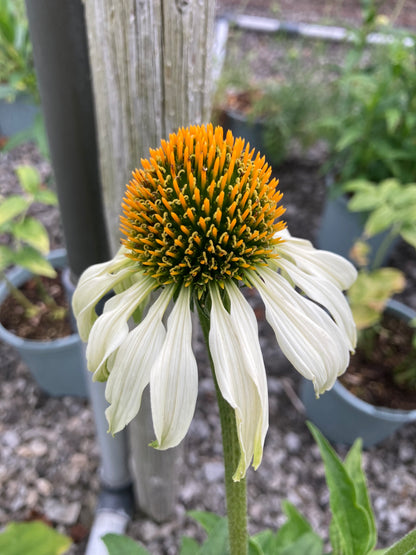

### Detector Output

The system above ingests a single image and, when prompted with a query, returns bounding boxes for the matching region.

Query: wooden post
[84,0,216,521]
[84,0,216,252]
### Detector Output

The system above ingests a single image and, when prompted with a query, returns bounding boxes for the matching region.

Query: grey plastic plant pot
[222,109,266,155]
[0,94,40,137]
[0,249,87,397]
[317,188,398,267]
[300,300,416,448]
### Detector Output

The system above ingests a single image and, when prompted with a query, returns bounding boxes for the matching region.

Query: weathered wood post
[84,0,216,521]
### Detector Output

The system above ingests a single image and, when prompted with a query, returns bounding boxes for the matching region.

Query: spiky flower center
[121,124,286,291]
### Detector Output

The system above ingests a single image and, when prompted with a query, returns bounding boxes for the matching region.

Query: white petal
[105,287,174,434]
[86,276,155,381]
[277,257,357,350]
[209,283,268,480]
[72,248,135,341]
[250,267,350,395]
[276,231,357,290]
[150,286,198,450]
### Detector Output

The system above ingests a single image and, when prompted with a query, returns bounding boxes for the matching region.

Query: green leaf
[0,195,29,226]
[12,217,50,254]
[188,511,223,534]
[34,188,58,206]
[364,205,396,236]
[199,518,229,555]
[329,519,343,555]
[14,246,57,278]
[385,108,402,133]
[348,268,405,330]
[336,129,365,152]
[347,188,380,213]
[248,536,265,555]
[252,530,275,552]
[179,536,201,555]
[0,520,71,555]
[307,423,373,555]
[384,527,416,555]
[279,532,323,555]
[344,440,377,553]
[15,165,41,194]
[102,533,150,555]
[401,227,416,250]
[0,244,14,271]
[274,500,316,549]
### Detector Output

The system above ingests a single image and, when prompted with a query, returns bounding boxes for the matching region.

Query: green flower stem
[197,302,248,555]
[370,224,399,271]
[33,276,67,320]
[1,273,39,317]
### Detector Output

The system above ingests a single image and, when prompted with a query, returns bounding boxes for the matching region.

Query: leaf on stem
[307,422,375,555]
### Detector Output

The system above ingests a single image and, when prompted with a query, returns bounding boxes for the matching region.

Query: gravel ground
[1,4,416,553]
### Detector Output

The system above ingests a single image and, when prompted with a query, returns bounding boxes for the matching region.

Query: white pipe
[212,17,230,85]
[86,374,131,489]
[85,509,130,555]
[227,13,414,47]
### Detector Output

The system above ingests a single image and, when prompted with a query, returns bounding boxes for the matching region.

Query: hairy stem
[197,302,248,555]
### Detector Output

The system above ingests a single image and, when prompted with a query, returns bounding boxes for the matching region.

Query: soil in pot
[340,313,416,411]
[0,270,73,340]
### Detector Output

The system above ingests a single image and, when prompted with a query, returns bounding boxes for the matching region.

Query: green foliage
[345,179,416,248]
[308,423,377,555]
[0,0,38,102]
[320,16,416,191]
[0,520,71,555]
[214,36,331,165]
[102,533,150,555]
[0,165,57,277]
[98,424,416,555]
[348,268,405,329]
[383,528,416,555]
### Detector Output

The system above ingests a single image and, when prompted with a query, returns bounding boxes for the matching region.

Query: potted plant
[317,7,416,262]
[0,164,87,396]
[214,40,327,166]
[0,0,39,132]
[302,179,416,446]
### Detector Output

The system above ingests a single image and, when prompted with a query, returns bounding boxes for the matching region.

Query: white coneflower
[73,123,356,481]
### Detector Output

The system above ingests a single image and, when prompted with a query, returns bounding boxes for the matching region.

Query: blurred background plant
[346,178,416,390]
[214,37,331,166]
[319,2,416,195]
[0,165,63,321]
[0,0,38,103]
[0,0,48,156]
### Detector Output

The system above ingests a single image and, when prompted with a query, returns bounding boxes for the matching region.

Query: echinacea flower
[73,124,357,480]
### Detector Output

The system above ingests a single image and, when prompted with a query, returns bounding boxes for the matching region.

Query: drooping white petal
[150,286,198,450]
[209,283,268,480]
[72,248,136,341]
[276,230,357,290]
[86,276,156,381]
[105,287,174,434]
[277,257,357,350]
[250,267,350,395]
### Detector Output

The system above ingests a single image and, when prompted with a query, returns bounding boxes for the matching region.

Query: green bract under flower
[73,124,358,481]
[121,124,285,292]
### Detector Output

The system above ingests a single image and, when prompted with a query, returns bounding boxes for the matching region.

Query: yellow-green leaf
[14,246,57,278]
[0,520,71,555]
[0,245,14,272]
[16,165,41,195]
[0,195,29,227]
[13,217,50,255]
[34,189,58,206]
